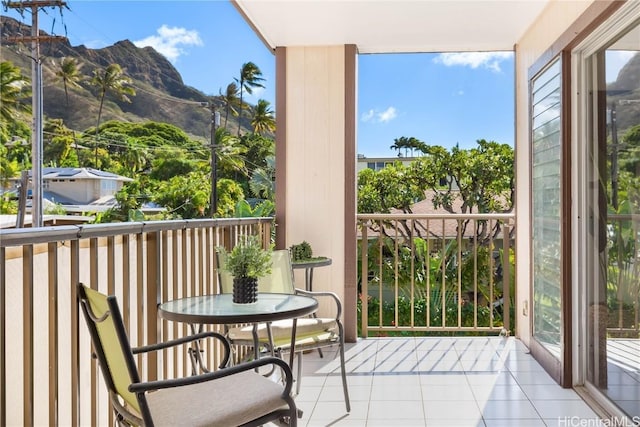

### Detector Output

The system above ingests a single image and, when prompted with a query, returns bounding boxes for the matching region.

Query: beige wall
[514,0,593,344]
[283,46,348,314]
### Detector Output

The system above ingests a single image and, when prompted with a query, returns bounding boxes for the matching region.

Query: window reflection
[588,21,640,420]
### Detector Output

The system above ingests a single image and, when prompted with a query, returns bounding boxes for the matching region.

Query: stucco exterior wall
[47,180,95,204]
[283,46,347,314]
[514,0,593,345]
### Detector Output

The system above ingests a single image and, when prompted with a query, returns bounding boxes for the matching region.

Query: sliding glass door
[582,13,640,420]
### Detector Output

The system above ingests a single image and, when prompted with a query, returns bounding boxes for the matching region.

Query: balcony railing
[1,212,516,425]
[0,218,272,426]
[358,213,515,337]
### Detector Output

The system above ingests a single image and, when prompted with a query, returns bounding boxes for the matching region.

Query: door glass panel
[587,21,640,420]
[532,58,563,358]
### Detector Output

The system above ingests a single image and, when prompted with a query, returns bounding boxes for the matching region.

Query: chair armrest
[295,288,342,320]
[131,331,231,369]
[128,356,294,397]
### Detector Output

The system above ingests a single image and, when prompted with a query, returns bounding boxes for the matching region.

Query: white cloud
[134,25,203,63]
[378,107,397,123]
[434,52,513,72]
[361,109,375,122]
[361,107,397,123]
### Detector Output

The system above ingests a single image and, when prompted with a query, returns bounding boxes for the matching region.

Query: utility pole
[610,101,619,211]
[4,0,66,227]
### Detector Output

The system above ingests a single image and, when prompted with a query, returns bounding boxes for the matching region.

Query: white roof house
[6,167,133,206]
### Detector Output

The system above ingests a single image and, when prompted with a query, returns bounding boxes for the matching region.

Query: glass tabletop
[158,293,318,325]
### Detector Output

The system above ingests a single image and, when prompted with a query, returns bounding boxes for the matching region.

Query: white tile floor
[284,337,602,427]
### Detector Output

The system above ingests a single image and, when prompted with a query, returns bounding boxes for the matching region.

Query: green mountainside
[0,15,255,140]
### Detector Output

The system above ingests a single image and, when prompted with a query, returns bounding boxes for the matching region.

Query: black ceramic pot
[233,276,258,304]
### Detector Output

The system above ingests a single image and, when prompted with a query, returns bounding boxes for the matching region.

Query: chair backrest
[77,283,141,413]
[218,249,296,295]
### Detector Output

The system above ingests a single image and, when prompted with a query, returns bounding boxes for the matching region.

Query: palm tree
[390,136,410,156]
[219,82,240,129]
[53,57,84,106]
[0,61,31,135]
[90,63,135,166]
[251,99,275,135]
[390,136,427,157]
[234,62,265,137]
[216,128,248,177]
[249,155,275,200]
[121,139,148,175]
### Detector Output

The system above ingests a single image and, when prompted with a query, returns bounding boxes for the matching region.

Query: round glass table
[158,293,318,325]
[158,293,319,368]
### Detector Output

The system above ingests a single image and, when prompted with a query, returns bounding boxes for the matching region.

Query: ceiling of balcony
[233,0,553,54]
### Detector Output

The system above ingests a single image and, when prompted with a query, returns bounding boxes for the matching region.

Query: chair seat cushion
[145,370,289,426]
[228,317,337,344]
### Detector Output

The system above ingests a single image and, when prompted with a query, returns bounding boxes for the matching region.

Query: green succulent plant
[217,235,272,279]
[289,241,313,262]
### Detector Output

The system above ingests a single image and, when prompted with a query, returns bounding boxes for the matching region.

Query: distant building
[356,154,418,172]
[5,167,132,205]
[356,154,454,188]
[1,168,163,216]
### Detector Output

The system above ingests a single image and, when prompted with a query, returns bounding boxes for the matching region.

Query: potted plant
[289,241,329,263]
[217,235,272,304]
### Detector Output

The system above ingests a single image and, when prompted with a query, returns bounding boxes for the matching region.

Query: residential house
[5,167,132,206]
[357,154,416,172]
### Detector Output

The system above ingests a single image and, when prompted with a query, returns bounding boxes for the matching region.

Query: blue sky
[3,1,523,157]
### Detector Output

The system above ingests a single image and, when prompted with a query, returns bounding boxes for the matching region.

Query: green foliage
[358,162,425,213]
[150,148,199,181]
[98,121,197,149]
[216,178,245,217]
[44,203,68,215]
[0,195,17,214]
[236,62,265,137]
[1,61,31,139]
[153,172,210,218]
[249,155,275,200]
[290,241,313,261]
[53,56,84,106]
[358,139,514,216]
[390,136,428,156]
[94,180,151,223]
[233,199,274,218]
[620,124,640,176]
[0,144,19,187]
[43,120,80,167]
[251,99,275,135]
[217,235,272,279]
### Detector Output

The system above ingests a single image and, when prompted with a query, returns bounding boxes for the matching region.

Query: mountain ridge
[1,15,251,140]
